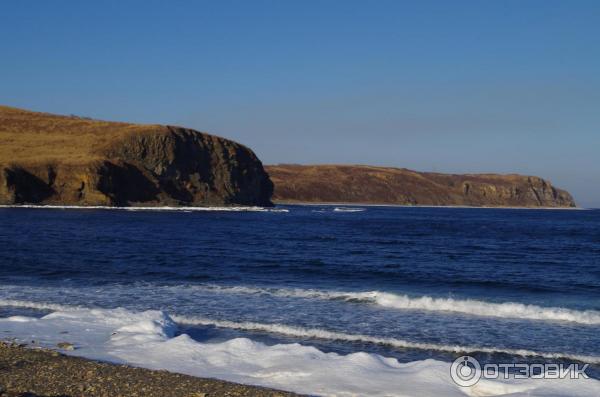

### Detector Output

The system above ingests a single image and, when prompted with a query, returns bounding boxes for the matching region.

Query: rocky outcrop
[266,164,576,208]
[0,106,273,206]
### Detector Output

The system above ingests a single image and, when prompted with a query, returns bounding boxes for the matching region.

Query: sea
[1,204,599,396]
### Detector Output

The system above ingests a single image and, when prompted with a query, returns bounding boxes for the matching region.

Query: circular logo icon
[450,356,482,387]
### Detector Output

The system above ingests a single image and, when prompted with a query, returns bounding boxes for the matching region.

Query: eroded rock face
[266,165,576,208]
[100,127,273,206]
[0,106,273,207]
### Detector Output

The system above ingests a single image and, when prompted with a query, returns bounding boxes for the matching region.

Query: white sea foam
[191,285,600,325]
[370,293,600,325]
[4,282,600,326]
[1,307,598,396]
[333,207,365,212]
[172,314,600,364]
[1,299,598,364]
[0,298,82,312]
[0,204,289,212]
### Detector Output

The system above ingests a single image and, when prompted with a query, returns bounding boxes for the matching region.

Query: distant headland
[0,105,576,208]
[266,164,576,208]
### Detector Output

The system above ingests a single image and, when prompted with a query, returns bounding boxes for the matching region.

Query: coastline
[0,203,585,211]
[272,200,585,210]
[0,205,288,212]
[0,341,297,397]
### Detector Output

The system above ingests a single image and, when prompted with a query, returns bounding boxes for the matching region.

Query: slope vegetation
[0,106,272,206]
[266,164,575,207]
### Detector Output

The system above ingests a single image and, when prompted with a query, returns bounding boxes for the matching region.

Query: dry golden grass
[265,164,575,207]
[0,105,164,165]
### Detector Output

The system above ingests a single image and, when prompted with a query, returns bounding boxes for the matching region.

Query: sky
[1,1,599,207]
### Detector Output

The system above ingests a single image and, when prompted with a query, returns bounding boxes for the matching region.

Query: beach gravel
[0,342,299,397]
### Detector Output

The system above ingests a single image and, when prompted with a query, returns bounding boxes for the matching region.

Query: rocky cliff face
[0,106,273,207]
[266,164,576,208]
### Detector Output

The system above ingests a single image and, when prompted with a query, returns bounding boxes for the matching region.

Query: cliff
[266,164,576,208]
[0,106,273,207]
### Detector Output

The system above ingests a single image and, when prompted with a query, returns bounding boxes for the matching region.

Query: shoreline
[273,201,585,210]
[0,204,288,212]
[0,203,587,211]
[0,341,298,397]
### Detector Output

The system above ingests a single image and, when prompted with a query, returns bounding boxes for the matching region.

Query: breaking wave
[3,307,598,396]
[172,314,600,364]
[1,299,598,364]
[0,299,82,312]
[190,285,600,325]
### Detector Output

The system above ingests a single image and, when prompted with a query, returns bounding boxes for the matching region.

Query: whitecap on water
[333,207,365,212]
[176,285,600,325]
[1,306,599,396]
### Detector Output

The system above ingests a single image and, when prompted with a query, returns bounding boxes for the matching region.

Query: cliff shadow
[96,161,160,206]
[2,167,55,204]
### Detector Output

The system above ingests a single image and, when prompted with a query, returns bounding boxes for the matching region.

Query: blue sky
[1,1,599,206]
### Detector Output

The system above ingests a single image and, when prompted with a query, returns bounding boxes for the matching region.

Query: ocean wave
[3,307,598,396]
[2,298,597,363]
[189,285,600,325]
[0,299,81,312]
[0,204,288,212]
[173,314,600,364]
[4,282,599,326]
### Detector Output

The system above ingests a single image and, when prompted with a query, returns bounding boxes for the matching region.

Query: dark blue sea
[1,205,600,391]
